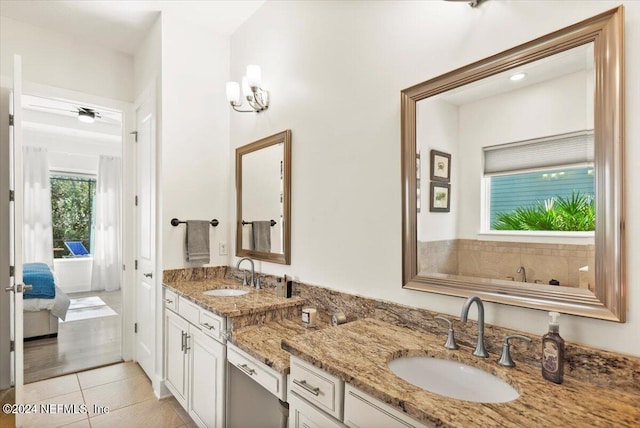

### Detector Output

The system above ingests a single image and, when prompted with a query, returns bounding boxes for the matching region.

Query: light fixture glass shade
[242,76,252,99]
[226,81,240,104]
[78,110,95,123]
[246,65,261,87]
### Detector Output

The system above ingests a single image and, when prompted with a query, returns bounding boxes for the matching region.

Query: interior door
[134,94,156,379]
[7,54,25,427]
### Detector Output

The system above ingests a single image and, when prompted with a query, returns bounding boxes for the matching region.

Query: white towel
[185,220,210,263]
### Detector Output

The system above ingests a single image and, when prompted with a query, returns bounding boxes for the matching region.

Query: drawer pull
[201,322,215,330]
[293,379,320,396]
[237,364,256,376]
[164,298,173,304]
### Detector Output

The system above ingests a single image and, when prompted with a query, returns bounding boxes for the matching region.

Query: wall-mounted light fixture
[226,65,269,113]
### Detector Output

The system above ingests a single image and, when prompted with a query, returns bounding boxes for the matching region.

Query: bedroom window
[483,131,595,232]
[50,174,97,258]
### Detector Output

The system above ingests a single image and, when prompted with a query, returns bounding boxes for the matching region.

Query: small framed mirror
[236,130,291,264]
[401,7,625,321]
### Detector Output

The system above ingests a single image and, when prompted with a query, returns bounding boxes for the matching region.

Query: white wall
[416,99,459,242]
[229,0,640,356]
[160,14,231,270]
[0,16,133,102]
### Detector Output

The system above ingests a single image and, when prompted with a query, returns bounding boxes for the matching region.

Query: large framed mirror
[401,7,625,321]
[236,130,291,264]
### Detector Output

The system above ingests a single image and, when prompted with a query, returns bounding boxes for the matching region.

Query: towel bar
[171,218,219,227]
[242,220,276,227]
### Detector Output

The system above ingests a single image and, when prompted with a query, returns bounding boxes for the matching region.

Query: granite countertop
[163,278,304,318]
[282,318,640,428]
[231,318,329,374]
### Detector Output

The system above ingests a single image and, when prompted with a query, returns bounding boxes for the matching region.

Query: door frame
[18,80,135,362]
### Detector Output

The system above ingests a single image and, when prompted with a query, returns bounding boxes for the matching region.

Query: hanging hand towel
[185,220,210,263]
[252,221,272,252]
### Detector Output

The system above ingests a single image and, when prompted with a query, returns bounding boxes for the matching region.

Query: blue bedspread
[23,263,56,299]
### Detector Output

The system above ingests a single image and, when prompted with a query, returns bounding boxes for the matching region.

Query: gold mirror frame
[236,130,292,264]
[401,7,625,321]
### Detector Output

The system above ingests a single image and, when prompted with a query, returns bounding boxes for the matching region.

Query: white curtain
[91,156,122,291]
[23,147,53,266]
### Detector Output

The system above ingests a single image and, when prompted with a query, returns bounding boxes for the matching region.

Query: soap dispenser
[542,311,565,384]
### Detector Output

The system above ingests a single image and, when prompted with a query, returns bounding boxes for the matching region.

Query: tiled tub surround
[282,319,640,428]
[418,239,596,289]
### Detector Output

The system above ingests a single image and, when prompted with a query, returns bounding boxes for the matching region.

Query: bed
[23,262,70,340]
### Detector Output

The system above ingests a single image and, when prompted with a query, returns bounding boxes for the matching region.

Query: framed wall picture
[430,182,451,212]
[430,150,451,182]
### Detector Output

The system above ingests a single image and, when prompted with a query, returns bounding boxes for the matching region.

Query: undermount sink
[388,356,519,403]
[203,289,249,297]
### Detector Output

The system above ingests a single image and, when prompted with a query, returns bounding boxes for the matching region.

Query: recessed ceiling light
[509,72,527,82]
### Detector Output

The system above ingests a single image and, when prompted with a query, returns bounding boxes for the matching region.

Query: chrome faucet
[237,257,256,287]
[517,266,527,283]
[460,296,489,358]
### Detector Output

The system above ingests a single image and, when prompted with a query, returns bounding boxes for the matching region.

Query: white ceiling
[0,0,266,55]
[437,43,594,106]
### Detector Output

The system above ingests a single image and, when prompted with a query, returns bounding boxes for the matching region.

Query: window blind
[484,130,594,175]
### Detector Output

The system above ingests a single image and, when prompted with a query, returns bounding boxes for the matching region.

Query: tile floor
[14,362,195,428]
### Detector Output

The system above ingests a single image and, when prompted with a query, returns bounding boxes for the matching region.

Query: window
[483,131,594,232]
[50,174,97,258]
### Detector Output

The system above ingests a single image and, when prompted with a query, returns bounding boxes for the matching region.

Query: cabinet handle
[237,364,256,376]
[184,334,191,353]
[200,322,215,330]
[144,272,153,278]
[181,331,186,352]
[164,298,173,304]
[293,379,320,396]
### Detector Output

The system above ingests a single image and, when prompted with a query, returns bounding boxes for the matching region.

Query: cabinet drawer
[289,392,346,428]
[163,288,178,313]
[198,310,225,342]
[344,384,427,428]
[178,296,200,325]
[227,343,287,401]
[290,356,343,420]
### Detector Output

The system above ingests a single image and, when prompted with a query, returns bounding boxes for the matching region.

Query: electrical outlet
[219,242,228,256]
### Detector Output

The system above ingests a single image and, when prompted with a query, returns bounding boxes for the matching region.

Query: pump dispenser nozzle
[548,312,560,333]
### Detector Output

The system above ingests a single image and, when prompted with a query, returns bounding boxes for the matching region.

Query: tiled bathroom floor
[17,362,195,428]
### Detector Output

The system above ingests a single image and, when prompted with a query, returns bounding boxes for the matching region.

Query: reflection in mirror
[236,130,291,264]
[417,43,595,289]
[401,7,625,321]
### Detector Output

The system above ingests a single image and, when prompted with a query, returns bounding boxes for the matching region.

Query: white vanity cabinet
[165,309,190,407]
[163,290,226,428]
[288,356,346,427]
[288,356,428,428]
[343,384,428,428]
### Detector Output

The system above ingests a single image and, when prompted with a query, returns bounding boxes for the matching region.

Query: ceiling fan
[24,102,111,124]
[77,107,101,123]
